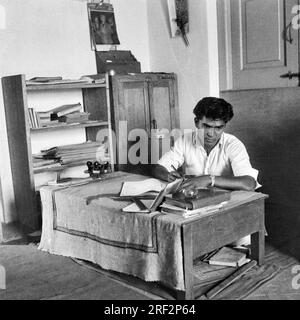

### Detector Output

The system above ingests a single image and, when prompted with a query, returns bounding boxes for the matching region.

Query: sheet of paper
[161,202,185,210]
[122,199,154,213]
[119,178,166,197]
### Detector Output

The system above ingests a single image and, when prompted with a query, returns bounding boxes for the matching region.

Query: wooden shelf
[30,121,108,132]
[26,82,106,91]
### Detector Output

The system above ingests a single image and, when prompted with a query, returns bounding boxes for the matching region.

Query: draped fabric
[38,172,185,290]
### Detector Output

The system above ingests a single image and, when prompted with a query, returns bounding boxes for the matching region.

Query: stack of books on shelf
[27,103,91,128]
[56,112,90,124]
[32,157,61,170]
[160,188,231,218]
[34,141,110,167]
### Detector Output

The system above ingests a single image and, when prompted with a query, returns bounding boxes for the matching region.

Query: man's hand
[178,175,211,191]
[167,170,182,182]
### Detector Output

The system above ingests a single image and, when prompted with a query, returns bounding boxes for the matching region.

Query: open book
[121,178,183,213]
[120,178,166,197]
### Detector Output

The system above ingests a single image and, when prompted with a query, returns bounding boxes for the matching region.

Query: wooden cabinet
[1,74,114,232]
[110,73,179,173]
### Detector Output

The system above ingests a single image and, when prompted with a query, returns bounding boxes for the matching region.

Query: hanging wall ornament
[175,0,189,46]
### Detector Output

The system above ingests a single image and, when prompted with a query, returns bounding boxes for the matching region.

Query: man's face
[195,116,226,148]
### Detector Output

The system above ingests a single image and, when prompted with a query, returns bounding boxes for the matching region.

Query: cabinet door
[147,73,180,163]
[148,73,179,131]
[111,74,151,170]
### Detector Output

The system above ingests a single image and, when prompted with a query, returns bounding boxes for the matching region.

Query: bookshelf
[1,74,115,231]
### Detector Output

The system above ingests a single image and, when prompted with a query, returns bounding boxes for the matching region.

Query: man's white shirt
[157,131,261,188]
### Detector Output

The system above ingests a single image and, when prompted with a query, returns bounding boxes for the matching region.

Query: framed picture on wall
[88,2,120,48]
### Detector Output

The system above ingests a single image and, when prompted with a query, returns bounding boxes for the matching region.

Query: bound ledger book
[208,246,249,267]
[164,187,231,210]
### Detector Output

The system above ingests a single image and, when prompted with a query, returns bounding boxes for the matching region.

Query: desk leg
[176,291,186,300]
[251,230,265,265]
[182,224,194,300]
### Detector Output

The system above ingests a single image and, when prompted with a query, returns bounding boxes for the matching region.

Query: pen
[171,165,186,180]
[171,164,180,175]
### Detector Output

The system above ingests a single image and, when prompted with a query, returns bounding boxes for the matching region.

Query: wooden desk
[179,193,268,299]
[38,172,267,300]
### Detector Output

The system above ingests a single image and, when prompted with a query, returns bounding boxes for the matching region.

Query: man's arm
[152,164,256,190]
[214,175,256,191]
[226,138,260,190]
[152,134,185,182]
[180,175,256,191]
[152,164,182,182]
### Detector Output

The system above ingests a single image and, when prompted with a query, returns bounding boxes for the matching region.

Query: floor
[0,242,153,300]
[1,236,300,300]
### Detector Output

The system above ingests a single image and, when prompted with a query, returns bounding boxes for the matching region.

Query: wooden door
[218,0,300,90]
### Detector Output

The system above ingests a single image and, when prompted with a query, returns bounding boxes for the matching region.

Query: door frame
[217,0,233,90]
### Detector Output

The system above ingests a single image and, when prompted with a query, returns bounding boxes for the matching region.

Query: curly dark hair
[193,97,234,123]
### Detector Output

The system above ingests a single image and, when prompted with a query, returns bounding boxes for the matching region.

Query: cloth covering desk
[38,171,267,299]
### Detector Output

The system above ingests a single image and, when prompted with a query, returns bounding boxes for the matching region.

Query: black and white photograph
[0,0,300,307]
[88,3,120,45]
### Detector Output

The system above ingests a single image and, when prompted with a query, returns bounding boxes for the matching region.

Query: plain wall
[0,0,150,223]
[221,88,300,246]
[147,0,219,130]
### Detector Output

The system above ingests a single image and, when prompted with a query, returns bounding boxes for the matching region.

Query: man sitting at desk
[153,96,260,192]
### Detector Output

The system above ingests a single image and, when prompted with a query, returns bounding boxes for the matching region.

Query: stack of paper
[32,157,60,169]
[34,141,110,167]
